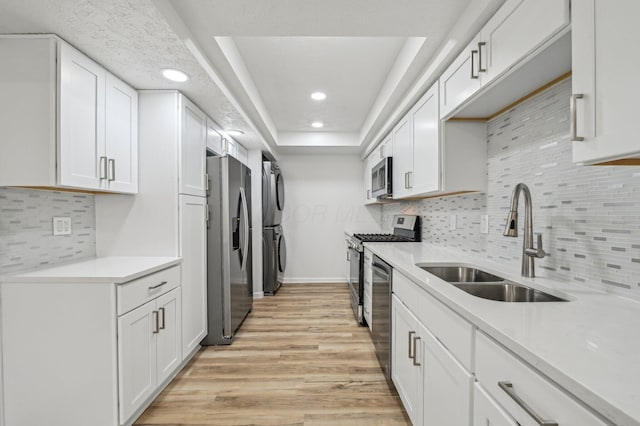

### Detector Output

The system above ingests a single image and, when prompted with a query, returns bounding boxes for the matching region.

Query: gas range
[345,215,420,326]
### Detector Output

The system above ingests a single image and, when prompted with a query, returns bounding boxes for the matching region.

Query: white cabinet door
[206,118,224,156]
[225,138,238,158]
[391,295,422,425]
[439,36,482,119]
[381,136,393,158]
[480,0,569,83]
[572,0,640,164]
[410,85,440,196]
[364,153,376,204]
[420,322,473,426]
[391,117,412,199]
[180,97,207,197]
[105,72,138,193]
[58,41,105,190]
[156,288,182,384]
[179,194,208,357]
[118,300,157,424]
[473,383,518,426]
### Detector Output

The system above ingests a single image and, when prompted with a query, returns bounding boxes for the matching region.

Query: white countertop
[364,242,640,426]
[0,256,182,284]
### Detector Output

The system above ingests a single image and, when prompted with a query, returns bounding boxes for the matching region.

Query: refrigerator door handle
[240,186,250,272]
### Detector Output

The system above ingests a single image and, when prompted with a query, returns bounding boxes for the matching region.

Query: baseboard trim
[282,277,348,284]
[253,291,264,299]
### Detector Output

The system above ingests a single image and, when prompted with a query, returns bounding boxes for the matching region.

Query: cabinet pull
[477,42,487,72]
[404,172,409,189]
[407,171,413,189]
[412,336,421,366]
[470,50,479,79]
[408,331,416,360]
[570,94,584,142]
[159,307,166,330]
[152,310,159,334]
[107,159,115,181]
[367,189,371,199]
[148,281,168,291]
[99,156,108,180]
[498,381,558,426]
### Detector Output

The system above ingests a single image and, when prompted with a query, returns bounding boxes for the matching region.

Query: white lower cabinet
[473,383,518,426]
[391,293,473,426]
[118,287,181,424]
[475,331,607,426]
[391,295,422,425]
[179,194,208,356]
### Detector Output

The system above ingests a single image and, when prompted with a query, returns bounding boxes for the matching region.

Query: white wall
[279,154,381,283]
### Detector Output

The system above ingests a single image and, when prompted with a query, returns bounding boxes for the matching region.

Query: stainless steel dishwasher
[371,255,393,383]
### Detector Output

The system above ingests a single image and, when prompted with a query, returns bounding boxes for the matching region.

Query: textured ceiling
[0,0,264,151]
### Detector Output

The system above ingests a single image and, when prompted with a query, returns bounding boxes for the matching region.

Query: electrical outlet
[449,214,457,230]
[480,215,489,234]
[53,217,71,236]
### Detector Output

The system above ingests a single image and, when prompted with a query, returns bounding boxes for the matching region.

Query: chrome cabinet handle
[412,336,421,366]
[570,94,584,142]
[470,50,479,79]
[477,42,487,72]
[159,307,166,330]
[152,310,159,334]
[498,381,558,426]
[148,281,168,291]
[99,156,107,180]
[367,189,371,199]
[347,251,350,262]
[408,331,416,360]
[107,159,115,181]
[407,171,413,189]
[404,172,409,189]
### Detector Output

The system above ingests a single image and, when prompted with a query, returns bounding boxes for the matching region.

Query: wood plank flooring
[136,283,410,425]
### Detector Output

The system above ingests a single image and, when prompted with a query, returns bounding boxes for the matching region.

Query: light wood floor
[136,283,410,425]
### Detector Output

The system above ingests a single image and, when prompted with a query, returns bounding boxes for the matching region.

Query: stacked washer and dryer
[262,161,286,295]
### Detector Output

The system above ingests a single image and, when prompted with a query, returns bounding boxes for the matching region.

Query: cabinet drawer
[475,331,607,426]
[393,270,474,371]
[117,266,180,315]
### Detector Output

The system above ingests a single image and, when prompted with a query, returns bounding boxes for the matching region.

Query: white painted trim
[282,277,348,284]
[253,291,264,299]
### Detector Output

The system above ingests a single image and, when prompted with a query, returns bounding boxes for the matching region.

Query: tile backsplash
[0,188,96,275]
[382,78,640,296]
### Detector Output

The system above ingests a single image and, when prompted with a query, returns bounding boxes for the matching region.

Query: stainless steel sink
[453,282,567,302]
[417,264,567,302]
[419,265,506,283]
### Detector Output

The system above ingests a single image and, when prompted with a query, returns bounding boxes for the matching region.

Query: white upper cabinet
[409,85,440,196]
[206,118,225,156]
[0,36,138,193]
[479,0,569,83]
[180,97,207,197]
[105,73,138,193]
[58,41,106,190]
[363,153,374,204]
[439,0,569,120]
[572,0,640,164]
[439,35,483,118]
[391,116,412,199]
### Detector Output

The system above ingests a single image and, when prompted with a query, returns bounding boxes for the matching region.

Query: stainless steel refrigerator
[202,155,253,345]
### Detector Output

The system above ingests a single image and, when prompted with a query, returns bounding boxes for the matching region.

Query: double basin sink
[418,265,567,302]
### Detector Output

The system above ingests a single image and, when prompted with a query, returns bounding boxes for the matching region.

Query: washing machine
[263,225,286,295]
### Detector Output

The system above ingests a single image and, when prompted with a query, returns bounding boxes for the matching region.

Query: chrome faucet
[503,183,546,277]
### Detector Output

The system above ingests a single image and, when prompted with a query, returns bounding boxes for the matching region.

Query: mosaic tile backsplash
[0,188,96,275]
[382,78,640,296]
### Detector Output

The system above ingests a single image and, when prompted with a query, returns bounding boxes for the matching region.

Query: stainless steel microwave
[371,157,392,199]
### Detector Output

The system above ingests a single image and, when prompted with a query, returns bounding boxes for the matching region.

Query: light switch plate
[450,214,457,230]
[53,217,71,236]
[480,215,489,234]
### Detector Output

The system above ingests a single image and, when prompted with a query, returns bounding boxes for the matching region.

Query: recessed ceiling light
[311,92,327,101]
[161,68,189,82]
[227,129,245,136]
[311,122,324,128]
